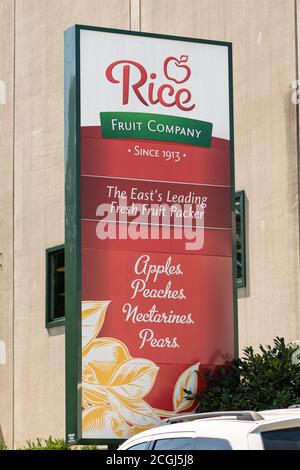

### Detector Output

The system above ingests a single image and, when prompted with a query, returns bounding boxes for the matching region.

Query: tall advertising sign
[65,25,237,445]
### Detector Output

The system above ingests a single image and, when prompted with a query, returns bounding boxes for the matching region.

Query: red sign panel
[65,26,236,444]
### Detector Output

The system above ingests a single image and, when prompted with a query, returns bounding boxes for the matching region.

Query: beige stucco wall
[0,0,14,450]
[1,0,300,449]
[0,0,130,450]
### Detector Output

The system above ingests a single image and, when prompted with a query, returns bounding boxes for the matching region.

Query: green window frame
[235,191,246,288]
[46,244,65,327]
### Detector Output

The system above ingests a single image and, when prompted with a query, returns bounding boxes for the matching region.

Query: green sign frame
[64,24,238,446]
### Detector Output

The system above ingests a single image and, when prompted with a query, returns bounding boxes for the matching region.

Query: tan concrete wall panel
[130,0,141,31]
[141,0,300,351]
[0,0,14,450]
[13,0,130,448]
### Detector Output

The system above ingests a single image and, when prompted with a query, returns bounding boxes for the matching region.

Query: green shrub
[0,440,8,450]
[186,337,300,412]
[21,437,70,450]
[19,437,100,450]
[79,444,99,450]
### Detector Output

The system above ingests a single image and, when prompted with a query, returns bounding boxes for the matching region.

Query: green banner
[100,112,213,147]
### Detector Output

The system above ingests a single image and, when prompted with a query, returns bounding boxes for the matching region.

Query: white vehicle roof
[119,409,300,450]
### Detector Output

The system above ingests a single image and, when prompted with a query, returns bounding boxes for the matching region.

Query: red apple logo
[164,55,191,84]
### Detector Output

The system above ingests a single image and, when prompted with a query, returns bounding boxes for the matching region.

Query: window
[262,427,300,450]
[235,191,246,288]
[127,442,150,450]
[153,437,195,450]
[152,437,232,451]
[195,437,232,450]
[46,245,65,327]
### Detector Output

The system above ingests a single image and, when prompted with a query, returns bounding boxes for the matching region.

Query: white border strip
[81,173,231,189]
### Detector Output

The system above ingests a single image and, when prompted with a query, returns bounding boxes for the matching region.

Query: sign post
[65,25,237,445]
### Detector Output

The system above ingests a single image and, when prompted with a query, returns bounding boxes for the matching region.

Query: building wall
[0,0,14,450]
[0,0,300,449]
[0,0,130,450]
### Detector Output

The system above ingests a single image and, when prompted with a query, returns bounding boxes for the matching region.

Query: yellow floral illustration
[81,300,199,438]
[82,405,130,439]
[173,362,200,413]
[82,301,111,351]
